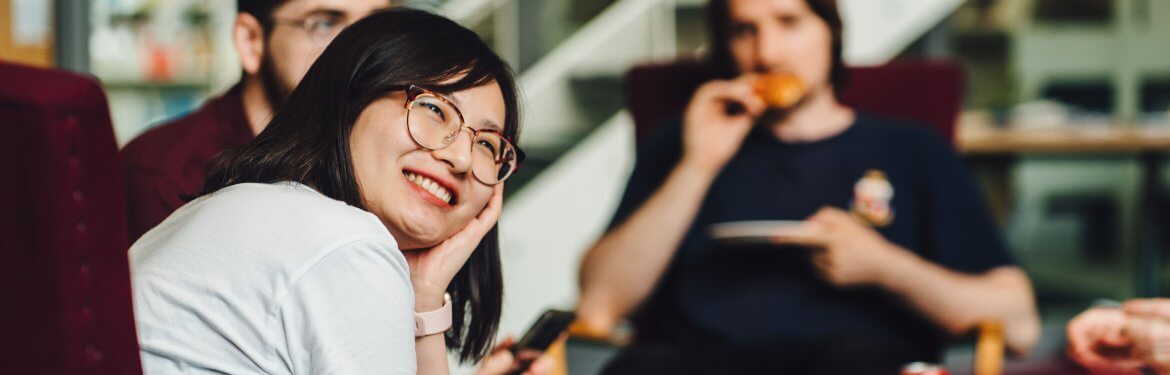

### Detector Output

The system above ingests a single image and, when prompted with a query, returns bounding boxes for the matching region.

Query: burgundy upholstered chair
[0,62,142,374]
[623,59,964,146]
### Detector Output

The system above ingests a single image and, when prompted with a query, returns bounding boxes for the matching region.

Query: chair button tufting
[84,345,104,366]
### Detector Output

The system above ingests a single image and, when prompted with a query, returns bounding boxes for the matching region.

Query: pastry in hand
[753,73,805,109]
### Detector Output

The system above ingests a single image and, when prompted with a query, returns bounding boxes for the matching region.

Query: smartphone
[508,309,576,375]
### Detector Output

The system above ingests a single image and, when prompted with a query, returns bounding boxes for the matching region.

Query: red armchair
[0,62,142,374]
[623,59,964,145]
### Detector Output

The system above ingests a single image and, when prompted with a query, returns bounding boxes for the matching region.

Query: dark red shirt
[120,83,254,240]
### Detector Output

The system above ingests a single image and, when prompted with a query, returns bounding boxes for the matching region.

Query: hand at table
[1067,306,1142,375]
[1123,299,1170,375]
[772,207,904,287]
[475,337,556,375]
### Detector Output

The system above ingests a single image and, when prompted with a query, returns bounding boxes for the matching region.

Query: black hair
[705,0,850,90]
[202,8,517,363]
[237,0,286,32]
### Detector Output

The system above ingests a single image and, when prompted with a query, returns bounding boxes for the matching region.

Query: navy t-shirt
[609,113,1016,361]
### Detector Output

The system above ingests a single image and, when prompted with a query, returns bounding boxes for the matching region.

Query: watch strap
[414,293,452,337]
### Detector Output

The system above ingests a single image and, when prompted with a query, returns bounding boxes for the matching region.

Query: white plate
[708,220,823,246]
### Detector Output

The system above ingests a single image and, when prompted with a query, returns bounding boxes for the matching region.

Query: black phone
[508,309,576,375]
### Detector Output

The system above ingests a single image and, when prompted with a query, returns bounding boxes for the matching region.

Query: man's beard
[258,51,292,112]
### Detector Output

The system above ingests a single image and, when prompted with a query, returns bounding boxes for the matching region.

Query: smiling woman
[129,8,523,375]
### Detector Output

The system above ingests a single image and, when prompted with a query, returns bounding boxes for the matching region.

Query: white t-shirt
[131,182,416,374]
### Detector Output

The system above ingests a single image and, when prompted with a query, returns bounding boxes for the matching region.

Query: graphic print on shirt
[851,169,895,227]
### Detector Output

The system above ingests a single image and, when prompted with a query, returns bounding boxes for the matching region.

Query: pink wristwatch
[414,293,452,337]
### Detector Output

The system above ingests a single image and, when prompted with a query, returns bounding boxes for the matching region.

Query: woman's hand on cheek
[405,184,504,309]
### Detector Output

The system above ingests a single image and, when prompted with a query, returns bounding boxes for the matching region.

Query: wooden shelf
[957,115,1170,155]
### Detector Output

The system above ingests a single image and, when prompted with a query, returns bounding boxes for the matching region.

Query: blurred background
[3,0,1169,372]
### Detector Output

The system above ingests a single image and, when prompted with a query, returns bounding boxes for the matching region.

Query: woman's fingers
[494,336,515,352]
[524,354,557,375]
[475,349,516,375]
[444,184,504,247]
[477,184,504,225]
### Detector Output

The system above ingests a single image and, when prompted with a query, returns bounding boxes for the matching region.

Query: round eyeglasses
[402,85,525,185]
[272,12,351,45]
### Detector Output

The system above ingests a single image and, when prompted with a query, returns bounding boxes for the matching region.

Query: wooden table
[959,123,1170,155]
[955,119,1170,296]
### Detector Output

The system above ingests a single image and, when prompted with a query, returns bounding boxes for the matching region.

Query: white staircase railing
[516,0,676,149]
[444,0,677,151]
[841,0,968,65]
[438,0,497,26]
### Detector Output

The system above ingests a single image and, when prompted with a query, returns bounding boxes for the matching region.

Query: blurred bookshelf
[89,0,239,146]
[942,0,1170,308]
[0,0,54,67]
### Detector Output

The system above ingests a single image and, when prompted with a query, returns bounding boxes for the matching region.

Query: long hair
[202,8,516,363]
[705,0,849,90]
